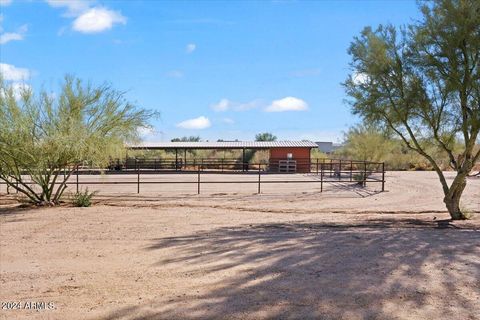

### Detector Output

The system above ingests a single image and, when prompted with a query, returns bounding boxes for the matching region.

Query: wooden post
[316,158,319,175]
[382,162,385,192]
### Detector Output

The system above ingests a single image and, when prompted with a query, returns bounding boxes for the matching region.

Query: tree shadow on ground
[0,203,35,216]
[101,219,480,320]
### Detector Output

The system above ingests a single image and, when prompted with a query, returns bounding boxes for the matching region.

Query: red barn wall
[269,147,311,173]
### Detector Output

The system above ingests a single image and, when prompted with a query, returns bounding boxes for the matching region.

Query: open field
[1,171,479,319]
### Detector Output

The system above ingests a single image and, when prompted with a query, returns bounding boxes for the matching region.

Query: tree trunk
[443,173,468,220]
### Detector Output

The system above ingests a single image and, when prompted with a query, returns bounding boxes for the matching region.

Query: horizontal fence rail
[1,159,386,196]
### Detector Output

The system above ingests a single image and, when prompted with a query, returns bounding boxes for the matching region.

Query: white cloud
[73,7,126,33]
[0,82,31,100]
[211,98,262,112]
[0,24,27,45]
[186,43,196,53]
[0,63,30,81]
[0,0,12,6]
[176,116,211,130]
[352,72,369,85]
[46,0,92,17]
[211,98,231,112]
[11,82,31,100]
[46,1,126,34]
[222,118,234,124]
[165,70,184,78]
[265,96,308,112]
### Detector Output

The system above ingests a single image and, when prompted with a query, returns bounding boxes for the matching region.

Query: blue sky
[0,0,420,142]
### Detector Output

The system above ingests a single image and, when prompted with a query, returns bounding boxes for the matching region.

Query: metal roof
[129,141,318,150]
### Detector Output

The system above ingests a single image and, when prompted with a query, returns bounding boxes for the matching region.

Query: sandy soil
[0,171,479,319]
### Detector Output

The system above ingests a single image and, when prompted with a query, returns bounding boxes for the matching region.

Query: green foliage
[255,132,277,141]
[459,206,474,220]
[71,188,97,207]
[335,124,463,170]
[344,0,480,219]
[0,76,157,205]
[336,125,396,163]
[311,149,329,160]
[353,173,366,185]
[171,136,201,142]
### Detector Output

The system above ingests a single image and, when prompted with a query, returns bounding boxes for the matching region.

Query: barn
[128,141,317,173]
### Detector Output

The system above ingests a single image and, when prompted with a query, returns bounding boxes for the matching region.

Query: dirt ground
[0,171,479,320]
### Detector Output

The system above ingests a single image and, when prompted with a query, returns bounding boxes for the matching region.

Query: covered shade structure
[128,141,318,173]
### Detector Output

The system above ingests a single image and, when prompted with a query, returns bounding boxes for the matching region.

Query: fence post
[316,158,319,175]
[197,165,201,194]
[320,164,324,192]
[363,161,367,187]
[339,159,342,181]
[382,162,385,192]
[136,159,140,194]
[350,160,353,182]
[76,165,79,193]
[258,164,261,194]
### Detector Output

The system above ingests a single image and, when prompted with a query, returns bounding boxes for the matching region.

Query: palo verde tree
[344,0,480,219]
[337,124,397,164]
[0,76,156,205]
[255,132,277,141]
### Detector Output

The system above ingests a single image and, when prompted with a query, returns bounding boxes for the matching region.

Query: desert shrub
[72,189,97,207]
[353,173,366,186]
[460,206,475,220]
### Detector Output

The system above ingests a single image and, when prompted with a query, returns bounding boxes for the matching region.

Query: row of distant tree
[171,132,278,142]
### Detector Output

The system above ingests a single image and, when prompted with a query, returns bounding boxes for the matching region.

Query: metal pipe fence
[1,159,386,195]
